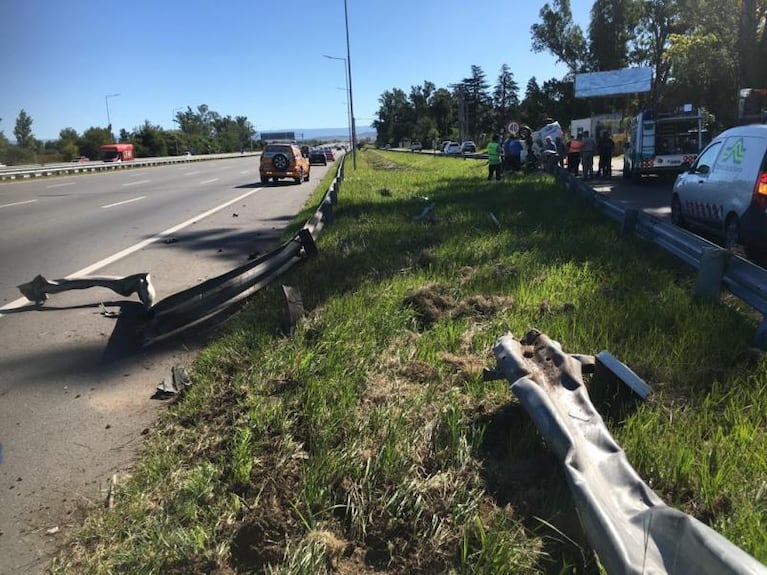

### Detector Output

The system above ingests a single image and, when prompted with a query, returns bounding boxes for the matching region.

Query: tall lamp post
[343,0,357,169]
[105,93,120,137]
[323,54,352,152]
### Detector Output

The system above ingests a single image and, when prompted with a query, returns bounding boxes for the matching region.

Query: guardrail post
[329,179,338,204]
[319,198,334,224]
[297,228,318,258]
[621,209,638,235]
[754,318,767,350]
[695,247,726,302]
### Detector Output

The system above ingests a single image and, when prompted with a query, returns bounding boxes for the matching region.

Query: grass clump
[52,151,767,573]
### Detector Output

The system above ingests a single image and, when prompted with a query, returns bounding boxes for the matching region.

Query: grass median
[52,151,767,574]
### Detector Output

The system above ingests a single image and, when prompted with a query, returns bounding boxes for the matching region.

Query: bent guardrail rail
[559,168,767,348]
[493,330,767,575]
[141,158,345,344]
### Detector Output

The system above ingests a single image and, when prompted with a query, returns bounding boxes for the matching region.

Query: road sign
[507,121,519,135]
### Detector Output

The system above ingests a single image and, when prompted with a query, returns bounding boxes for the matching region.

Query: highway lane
[0,157,303,307]
[0,155,334,574]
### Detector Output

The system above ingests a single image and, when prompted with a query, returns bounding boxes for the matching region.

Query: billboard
[575,67,652,98]
[260,131,296,142]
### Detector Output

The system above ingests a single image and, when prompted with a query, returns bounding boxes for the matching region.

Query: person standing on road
[503,133,523,175]
[597,132,615,177]
[487,134,503,181]
[580,130,596,179]
[567,135,582,176]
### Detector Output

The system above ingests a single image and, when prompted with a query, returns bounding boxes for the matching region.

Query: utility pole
[344,0,357,169]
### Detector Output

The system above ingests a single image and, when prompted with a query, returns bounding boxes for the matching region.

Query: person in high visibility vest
[487,134,503,181]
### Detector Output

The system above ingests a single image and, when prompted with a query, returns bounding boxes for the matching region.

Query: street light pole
[344,0,357,169]
[105,93,120,138]
[323,54,352,153]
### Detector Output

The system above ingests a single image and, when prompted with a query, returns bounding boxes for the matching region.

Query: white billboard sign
[575,67,653,98]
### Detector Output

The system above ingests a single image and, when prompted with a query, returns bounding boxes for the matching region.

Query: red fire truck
[100,143,135,162]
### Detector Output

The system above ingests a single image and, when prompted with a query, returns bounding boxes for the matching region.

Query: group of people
[485,129,615,181]
[565,131,616,179]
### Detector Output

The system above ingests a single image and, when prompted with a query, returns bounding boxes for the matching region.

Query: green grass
[51,151,767,574]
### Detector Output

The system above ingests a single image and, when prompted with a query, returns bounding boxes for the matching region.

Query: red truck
[100,143,135,162]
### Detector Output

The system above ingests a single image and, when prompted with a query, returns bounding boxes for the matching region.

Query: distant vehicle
[440,140,451,152]
[671,123,767,257]
[460,141,476,153]
[384,143,392,150]
[444,142,461,156]
[623,108,705,181]
[71,156,90,163]
[309,149,327,165]
[324,148,336,161]
[100,143,134,163]
[410,141,422,152]
[259,142,310,184]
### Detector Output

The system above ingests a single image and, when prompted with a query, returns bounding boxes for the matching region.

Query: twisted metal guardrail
[493,330,767,575]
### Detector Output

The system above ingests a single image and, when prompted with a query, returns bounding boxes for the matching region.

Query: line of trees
[0,105,257,166]
[373,0,767,148]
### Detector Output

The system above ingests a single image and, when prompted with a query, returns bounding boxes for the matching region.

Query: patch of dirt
[402,283,514,330]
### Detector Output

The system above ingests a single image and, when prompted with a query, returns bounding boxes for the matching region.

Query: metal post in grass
[621,209,638,235]
[695,247,726,303]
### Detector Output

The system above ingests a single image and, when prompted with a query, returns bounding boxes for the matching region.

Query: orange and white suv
[260,143,310,184]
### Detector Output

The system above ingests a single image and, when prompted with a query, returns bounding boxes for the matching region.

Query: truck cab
[623,107,705,182]
[100,143,135,162]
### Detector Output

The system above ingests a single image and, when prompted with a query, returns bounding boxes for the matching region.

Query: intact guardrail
[0,152,260,181]
[558,168,767,347]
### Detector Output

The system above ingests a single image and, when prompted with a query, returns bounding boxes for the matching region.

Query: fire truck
[622,106,705,181]
[100,143,135,162]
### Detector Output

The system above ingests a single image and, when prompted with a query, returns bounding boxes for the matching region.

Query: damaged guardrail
[492,329,767,575]
[559,169,767,348]
[15,158,345,344]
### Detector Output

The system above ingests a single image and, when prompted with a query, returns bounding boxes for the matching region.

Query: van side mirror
[696,164,709,175]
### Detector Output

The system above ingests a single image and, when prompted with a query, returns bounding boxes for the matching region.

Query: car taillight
[753,171,767,209]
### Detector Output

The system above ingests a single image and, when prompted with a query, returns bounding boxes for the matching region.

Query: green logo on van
[721,138,746,164]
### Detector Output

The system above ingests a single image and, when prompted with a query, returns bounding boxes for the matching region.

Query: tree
[56,127,80,160]
[78,126,113,160]
[588,0,641,70]
[493,64,520,131]
[372,88,412,147]
[14,109,34,149]
[629,0,690,107]
[531,0,588,75]
[460,65,493,140]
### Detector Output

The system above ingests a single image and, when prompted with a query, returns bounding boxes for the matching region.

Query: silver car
[671,124,767,256]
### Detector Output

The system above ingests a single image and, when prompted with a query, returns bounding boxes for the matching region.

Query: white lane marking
[0,186,265,315]
[127,170,148,176]
[240,170,251,174]
[184,171,200,176]
[122,179,151,187]
[199,178,219,185]
[46,182,76,189]
[0,199,37,210]
[102,196,146,209]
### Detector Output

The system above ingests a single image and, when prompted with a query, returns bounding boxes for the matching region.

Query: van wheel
[671,195,685,228]
[724,214,741,249]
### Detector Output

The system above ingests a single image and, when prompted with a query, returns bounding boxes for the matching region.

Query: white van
[671,124,767,256]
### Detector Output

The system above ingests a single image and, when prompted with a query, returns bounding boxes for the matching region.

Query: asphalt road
[0,156,334,574]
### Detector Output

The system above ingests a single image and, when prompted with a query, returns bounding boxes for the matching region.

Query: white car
[444,142,461,156]
[671,123,767,256]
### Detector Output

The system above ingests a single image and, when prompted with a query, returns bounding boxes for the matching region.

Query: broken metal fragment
[17,273,156,310]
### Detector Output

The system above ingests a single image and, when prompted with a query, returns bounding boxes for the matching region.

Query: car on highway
[410,141,422,152]
[460,141,477,153]
[323,148,336,161]
[444,142,461,156]
[70,156,90,163]
[260,143,310,184]
[671,124,767,256]
[309,148,327,165]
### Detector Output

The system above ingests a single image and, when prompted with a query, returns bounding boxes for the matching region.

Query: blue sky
[1,0,593,141]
